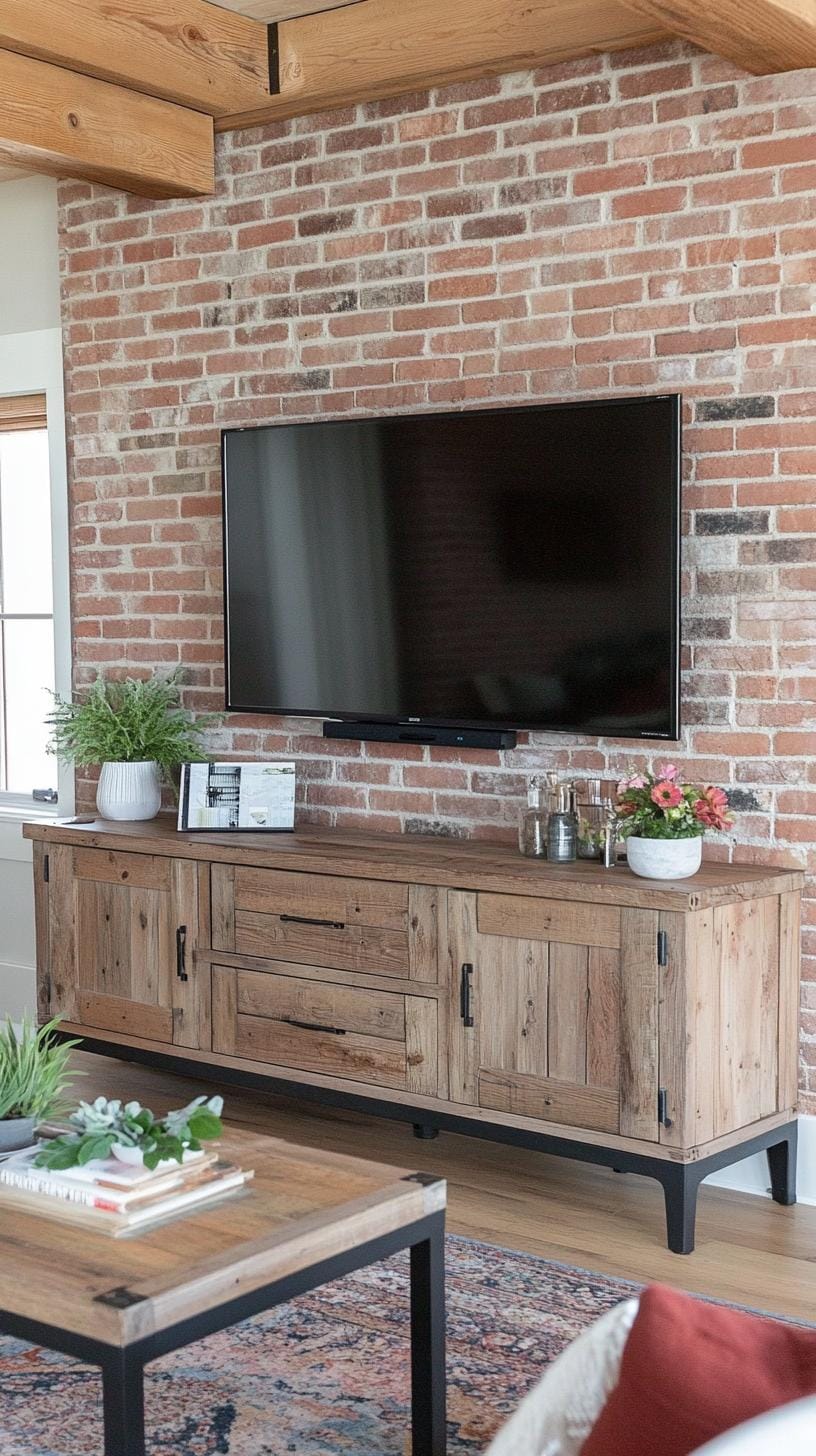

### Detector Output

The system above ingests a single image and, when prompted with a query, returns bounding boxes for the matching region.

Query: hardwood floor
[73,1051,816,1323]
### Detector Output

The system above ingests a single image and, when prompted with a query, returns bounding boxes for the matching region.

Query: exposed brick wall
[58,40,816,1105]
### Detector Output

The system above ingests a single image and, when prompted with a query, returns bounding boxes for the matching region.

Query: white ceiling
[207,0,360,20]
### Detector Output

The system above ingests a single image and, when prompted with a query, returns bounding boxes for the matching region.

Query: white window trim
[0,327,73,822]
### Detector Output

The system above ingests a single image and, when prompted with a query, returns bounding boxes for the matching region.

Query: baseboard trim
[705,1112,816,1206]
[0,958,36,1017]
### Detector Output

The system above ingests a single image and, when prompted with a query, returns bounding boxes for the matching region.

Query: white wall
[0,178,60,334]
[706,1113,816,1206]
[0,177,64,1021]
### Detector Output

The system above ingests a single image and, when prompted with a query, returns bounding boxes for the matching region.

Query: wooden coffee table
[0,1128,447,1454]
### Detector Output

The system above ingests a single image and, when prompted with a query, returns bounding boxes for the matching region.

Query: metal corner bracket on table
[57,1033,798,1257]
[0,1203,447,1456]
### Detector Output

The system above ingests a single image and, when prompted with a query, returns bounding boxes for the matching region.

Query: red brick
[612,186,688,218]
[573,162,648,195]
[617,63,694,100]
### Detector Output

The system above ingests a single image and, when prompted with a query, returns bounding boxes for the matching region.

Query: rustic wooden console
[25,816,803,1253]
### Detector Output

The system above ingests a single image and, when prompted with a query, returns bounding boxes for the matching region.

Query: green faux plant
[35,1094,224,1172]
[47,668,218,782]
[0,1016,82,1122]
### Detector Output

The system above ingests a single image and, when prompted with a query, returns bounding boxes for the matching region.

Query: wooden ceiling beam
[0,0,272,117]
[217,0,669,131]
[620,0,816,73]
[0,49,214,198]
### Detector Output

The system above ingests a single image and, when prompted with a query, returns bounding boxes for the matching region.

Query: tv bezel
[221,393,682,742]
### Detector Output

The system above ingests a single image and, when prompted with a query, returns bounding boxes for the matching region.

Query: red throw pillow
[581,1284,816,1456]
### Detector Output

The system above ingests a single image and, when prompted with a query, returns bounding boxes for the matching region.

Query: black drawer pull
[280,913,347,931]
[282,1017,347,1037]
[176,925,188,982]
[460,962,474,1027]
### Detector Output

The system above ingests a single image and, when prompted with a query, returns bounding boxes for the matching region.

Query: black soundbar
[322,721,517,750]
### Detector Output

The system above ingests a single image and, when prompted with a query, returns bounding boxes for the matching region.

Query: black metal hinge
[658,1088,673,1128]
[43,853,49,883]
[657,929,668,966]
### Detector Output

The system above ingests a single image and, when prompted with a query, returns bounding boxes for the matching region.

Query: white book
[0,1164,253,1235]
[0,1147,216,1209]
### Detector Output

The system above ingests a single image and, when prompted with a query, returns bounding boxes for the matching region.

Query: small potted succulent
[0,1016,82,1154]
[35,1094,224,1172]
[616,762,732,880]
[47,668,218,822]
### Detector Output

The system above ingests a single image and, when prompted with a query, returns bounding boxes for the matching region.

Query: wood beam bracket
[267,23,281,95]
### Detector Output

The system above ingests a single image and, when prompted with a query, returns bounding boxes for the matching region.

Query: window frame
[0,329,73,821]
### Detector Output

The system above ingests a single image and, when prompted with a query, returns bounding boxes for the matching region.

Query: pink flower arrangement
[651,781,683,810]
[694,785,731,832]
[615,764,733,842]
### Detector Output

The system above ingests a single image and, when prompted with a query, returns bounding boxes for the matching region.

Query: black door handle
[460,963,474,1027]
[280,914,346,931]
[282,1017,347,1036]
[176,925,188,982]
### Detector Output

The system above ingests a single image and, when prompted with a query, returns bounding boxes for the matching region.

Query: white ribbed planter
[626,835,703,881]
[97,760,162,822]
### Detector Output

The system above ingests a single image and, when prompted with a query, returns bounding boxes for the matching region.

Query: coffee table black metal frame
[0,1196,446,1456]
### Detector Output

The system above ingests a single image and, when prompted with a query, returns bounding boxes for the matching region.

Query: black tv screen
[222,394,681,739]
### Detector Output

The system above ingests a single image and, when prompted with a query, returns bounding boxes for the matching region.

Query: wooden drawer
[212,965,438,1095]
[211,866,438,982]
[479,1070,619,1135]
[477,892,621,949]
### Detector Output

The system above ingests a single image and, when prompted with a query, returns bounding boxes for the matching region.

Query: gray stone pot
[0,1116,37,1155]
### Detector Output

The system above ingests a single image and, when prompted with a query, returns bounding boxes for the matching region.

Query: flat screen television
[222,394,681,740]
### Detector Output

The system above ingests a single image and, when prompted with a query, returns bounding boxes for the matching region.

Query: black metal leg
[101,1348,146,1456]
[410,1212,447,1456]
[660,1164,700,1255]
[768,1124,798,1205]
[413,1124,439,1140]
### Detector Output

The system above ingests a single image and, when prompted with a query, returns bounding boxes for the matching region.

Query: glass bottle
[547,783,578,864]
[577,777,605,860]
[519,777,548,858]
[602,800,618,869]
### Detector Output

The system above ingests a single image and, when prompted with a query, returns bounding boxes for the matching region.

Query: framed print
[178,761,296,832]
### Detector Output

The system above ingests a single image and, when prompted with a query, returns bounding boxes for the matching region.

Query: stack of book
[0,1146,253,1236]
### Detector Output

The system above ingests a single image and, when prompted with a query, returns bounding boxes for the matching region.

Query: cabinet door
[47,845,204,1050]
[447,891,659,1141]
[212,965,439,1096]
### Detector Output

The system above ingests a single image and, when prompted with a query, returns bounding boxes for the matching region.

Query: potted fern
[0,1016,82,1154]
[48,669,217,821]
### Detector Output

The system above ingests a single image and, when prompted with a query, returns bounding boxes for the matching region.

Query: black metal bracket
[267,23,280,95]
[94,1287,148,1310]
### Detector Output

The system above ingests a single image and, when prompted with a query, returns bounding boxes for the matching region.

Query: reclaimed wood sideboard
[25,816,804,1253]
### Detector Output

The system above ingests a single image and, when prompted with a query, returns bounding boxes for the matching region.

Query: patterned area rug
[0,1237,640,1455]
